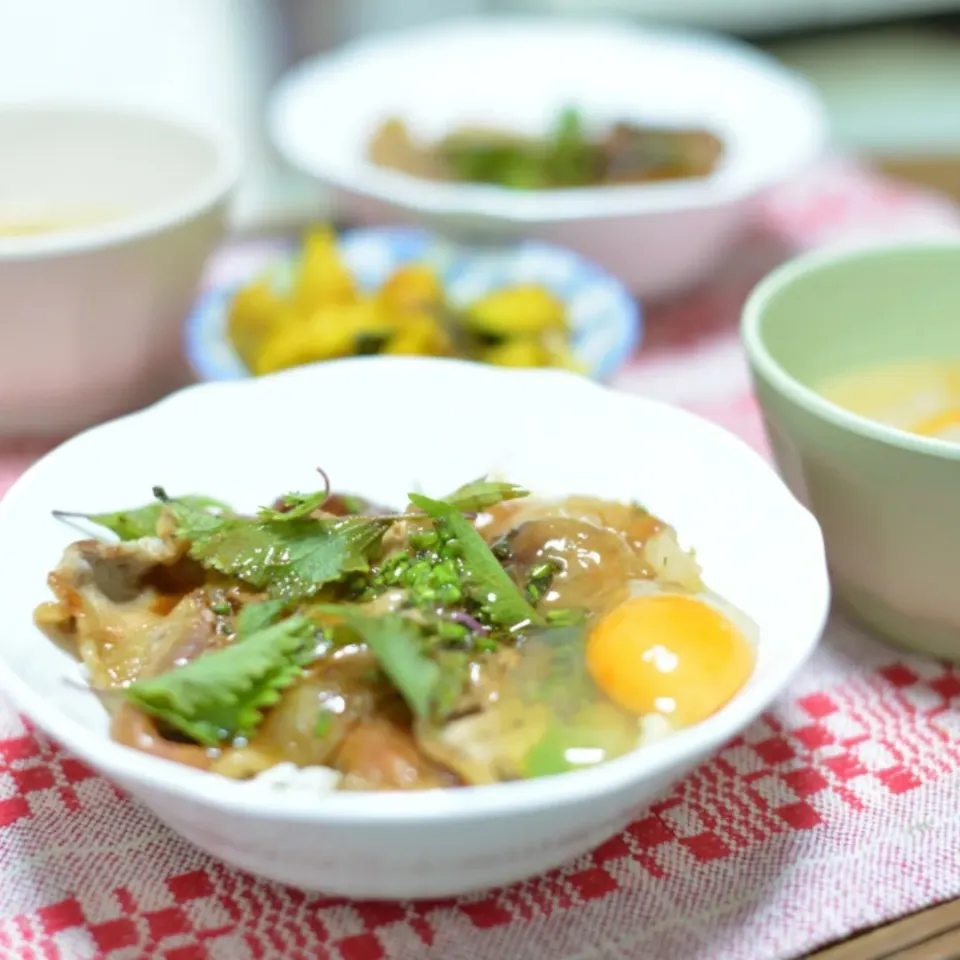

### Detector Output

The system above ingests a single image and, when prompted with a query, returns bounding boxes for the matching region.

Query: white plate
[0,357,829,897]
[268,16,828,297]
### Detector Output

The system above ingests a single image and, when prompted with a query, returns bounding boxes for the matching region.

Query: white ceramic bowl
[0,105,237,438]
[268,17,828,298]
[0,358,829,898]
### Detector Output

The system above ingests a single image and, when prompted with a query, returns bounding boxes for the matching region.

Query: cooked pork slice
[34,537,218,689]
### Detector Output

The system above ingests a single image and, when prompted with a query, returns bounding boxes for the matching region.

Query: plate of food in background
[267,16,828,298]
[184,224,640,382]
[367,105,724,191]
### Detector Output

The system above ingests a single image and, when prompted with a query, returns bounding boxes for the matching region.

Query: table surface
[3,159,960,960]
[807,899,960,958]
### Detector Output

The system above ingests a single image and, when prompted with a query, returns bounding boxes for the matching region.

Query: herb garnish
[258,491,331,522]
[319,607,441,719]
[408,493,544,630]
[257,467,333,521]
[125,611,317,747]
[235,598,288,635]
[430,649,472,720]
[53,495,229,541]
[164,493,391,602]
[443,478,529,513]
[313,711,334,739]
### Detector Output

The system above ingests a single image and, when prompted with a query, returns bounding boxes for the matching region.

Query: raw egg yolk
[585,594,754,727]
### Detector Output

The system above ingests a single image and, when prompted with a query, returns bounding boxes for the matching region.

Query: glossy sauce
[430,497,686,781]
[481,495,662,617]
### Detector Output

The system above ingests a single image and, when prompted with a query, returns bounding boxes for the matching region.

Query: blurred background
[4,0,958,231]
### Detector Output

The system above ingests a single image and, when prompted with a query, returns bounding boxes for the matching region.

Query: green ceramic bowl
[742,240,960,660]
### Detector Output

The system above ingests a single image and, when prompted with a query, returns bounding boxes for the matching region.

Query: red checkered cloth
[2,158,960,960]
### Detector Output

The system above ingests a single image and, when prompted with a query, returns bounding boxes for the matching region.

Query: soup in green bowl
[743,240,960,659]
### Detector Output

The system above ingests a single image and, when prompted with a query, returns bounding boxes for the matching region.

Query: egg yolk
[585,594,754,727]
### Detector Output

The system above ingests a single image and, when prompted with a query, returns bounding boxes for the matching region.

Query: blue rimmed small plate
[184,226,642,382]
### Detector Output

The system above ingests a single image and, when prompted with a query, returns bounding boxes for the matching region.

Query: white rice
[246,762,342,795]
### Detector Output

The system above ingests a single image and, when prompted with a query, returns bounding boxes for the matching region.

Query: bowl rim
[742,238,960,463]
[182,225,643,384]
[0,102,240,261]
[0,358,830,823]
[267,15,829,224]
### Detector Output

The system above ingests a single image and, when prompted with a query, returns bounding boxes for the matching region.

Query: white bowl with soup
[744,240,960,660]
[0,357,828,897]
[0,105,237,438]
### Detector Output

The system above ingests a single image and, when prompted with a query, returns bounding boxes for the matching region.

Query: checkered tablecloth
[2,158,960,960]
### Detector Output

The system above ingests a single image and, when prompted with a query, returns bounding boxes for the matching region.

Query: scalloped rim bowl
[184,226,642,384]
[0,358,829,897]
